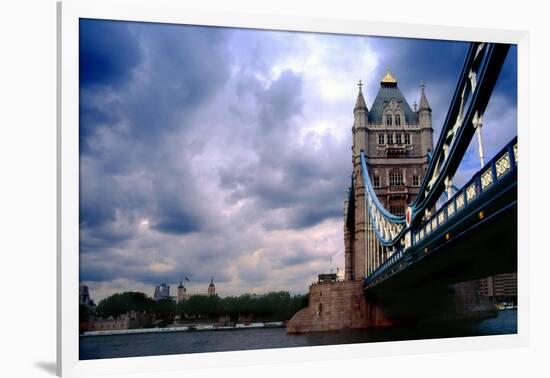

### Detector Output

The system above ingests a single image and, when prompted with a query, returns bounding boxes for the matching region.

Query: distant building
[208,277,216,296]
[177,278,189,303]
[89,311,152,331]
[79,285,96,308]
[153,283,171,301]
[317,273,338,283]
[479,273,517,304]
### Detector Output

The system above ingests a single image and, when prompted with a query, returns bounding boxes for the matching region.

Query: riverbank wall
[82,321,285,337]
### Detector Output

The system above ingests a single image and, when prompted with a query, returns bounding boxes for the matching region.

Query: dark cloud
[121,24,231,139]
[80,231,235,286]
[79,21,233,244]
[151,184,204,234]
[79,19,143,88]
[215,68,350,230]
[258,70,304,129]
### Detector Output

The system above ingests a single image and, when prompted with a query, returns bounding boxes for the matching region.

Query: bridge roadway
[364,138,517,308]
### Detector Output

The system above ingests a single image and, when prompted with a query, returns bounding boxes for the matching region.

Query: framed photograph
[58,0,529,376]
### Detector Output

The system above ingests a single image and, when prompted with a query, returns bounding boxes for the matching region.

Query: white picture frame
[57,0,529,376]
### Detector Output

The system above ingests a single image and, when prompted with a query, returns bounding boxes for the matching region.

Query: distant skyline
[79,19,517,301]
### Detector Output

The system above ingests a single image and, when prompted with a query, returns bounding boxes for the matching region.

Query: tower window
[413,175,420,186]
[373,176,381,187]
[387,133,394,144]
[390,204,405,216]
[386,114,393,126]
[404,133,411,145]
[389,169,404,186]
[395,114,401,126]
[396,134,402,144]
[378,134,385,145]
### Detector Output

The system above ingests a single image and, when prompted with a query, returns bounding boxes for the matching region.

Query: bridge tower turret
[352,80,368,161]
[345,81,369,281]
[418,82,434,155]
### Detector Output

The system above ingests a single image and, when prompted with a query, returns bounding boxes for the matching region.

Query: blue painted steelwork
[360,151,406,246]
[407,43,510,226]
[358,42,511,248]
[364,136,518,287]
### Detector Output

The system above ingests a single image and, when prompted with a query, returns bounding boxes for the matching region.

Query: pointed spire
[209,276,214,287]
[354,80,367,111]
[419,81,431,112]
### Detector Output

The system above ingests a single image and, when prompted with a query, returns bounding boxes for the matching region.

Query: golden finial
[381,69,397,84]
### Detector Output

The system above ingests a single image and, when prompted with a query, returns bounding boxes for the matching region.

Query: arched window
[378,133,385,145]
[396,134,402,144]
[395,114,401,126]
[404,133,411,144]
[389,169,403,186]
[386,114,393,126]
[387,133,394,144]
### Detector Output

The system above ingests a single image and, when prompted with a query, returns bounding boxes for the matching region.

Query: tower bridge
[287,42,517,333]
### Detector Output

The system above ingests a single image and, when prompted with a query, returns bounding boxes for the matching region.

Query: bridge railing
[365,136,518,286]
[415,136,517,245]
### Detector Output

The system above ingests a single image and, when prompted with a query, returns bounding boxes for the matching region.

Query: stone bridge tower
[345,71,433,281]
[287,72,433,334]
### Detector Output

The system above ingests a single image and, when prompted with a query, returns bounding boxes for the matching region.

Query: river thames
[80,309,517,360]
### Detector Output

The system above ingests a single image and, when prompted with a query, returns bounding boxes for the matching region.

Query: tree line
[82,291,308,324]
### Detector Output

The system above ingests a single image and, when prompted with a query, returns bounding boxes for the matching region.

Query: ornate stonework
[346,72,434,280]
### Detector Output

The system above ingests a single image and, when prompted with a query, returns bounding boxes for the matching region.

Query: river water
[80,309,517,360]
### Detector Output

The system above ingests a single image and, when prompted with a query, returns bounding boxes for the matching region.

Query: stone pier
[286,279,496,334]
[286,280,392,334]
